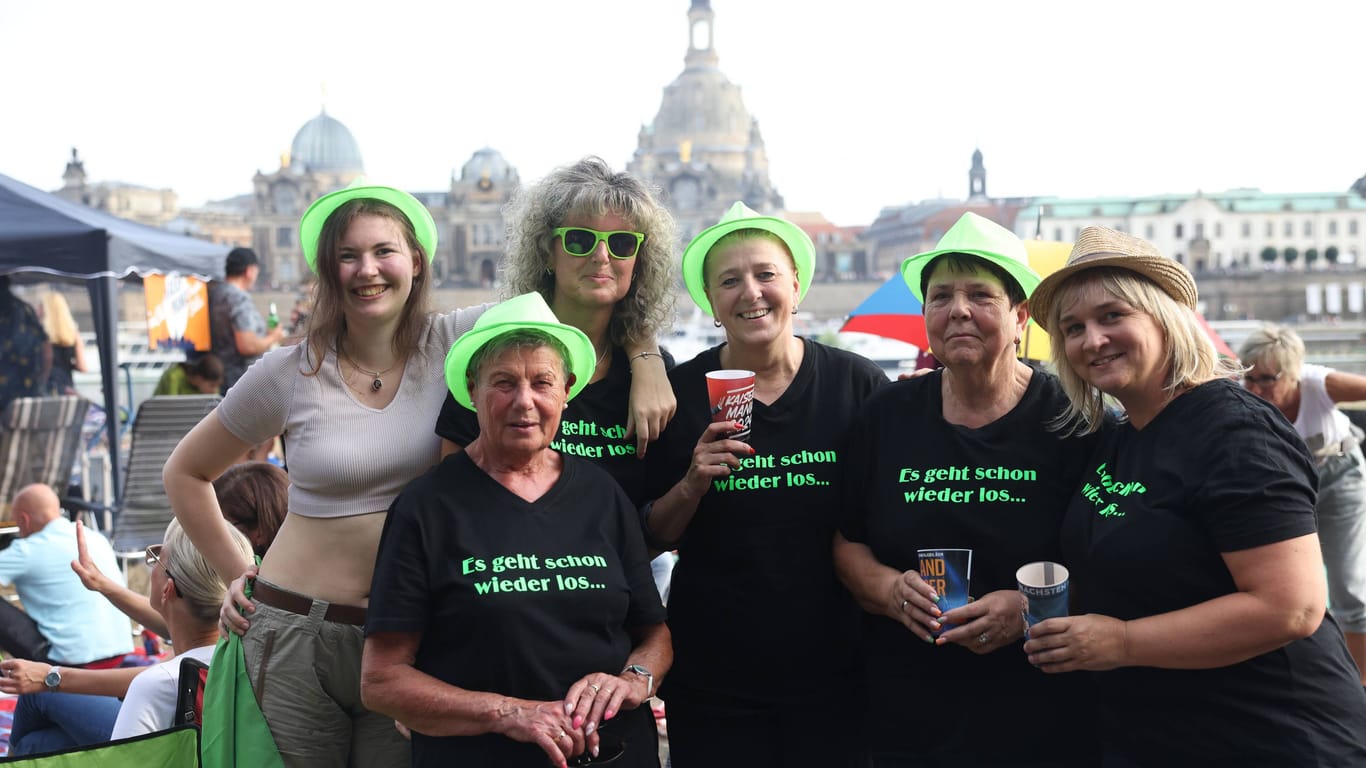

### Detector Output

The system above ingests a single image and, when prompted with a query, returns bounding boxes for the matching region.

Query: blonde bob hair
[1046,267,1243,434]
[162,517,253,624]
[1236,323,1305,385]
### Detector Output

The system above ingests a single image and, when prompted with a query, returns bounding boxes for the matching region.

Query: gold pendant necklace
[342,350,401,392]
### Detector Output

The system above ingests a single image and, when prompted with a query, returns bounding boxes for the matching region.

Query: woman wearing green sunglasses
[435,156,679,508]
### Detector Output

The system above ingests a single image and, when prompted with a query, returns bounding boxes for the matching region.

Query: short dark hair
[225,247,259,277]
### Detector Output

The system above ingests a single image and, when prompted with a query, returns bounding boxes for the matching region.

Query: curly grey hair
[499,157,676,348]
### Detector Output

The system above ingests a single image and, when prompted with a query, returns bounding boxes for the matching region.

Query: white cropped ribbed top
[216,306,490,518]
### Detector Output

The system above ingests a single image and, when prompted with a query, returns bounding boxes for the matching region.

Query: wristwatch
[622,664,653,698]
[44,666,62,692]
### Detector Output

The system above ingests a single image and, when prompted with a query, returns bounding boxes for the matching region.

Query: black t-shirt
[436,346,669,506]
[367,453,667,768]
[643,339,887,702]
[838,370,1100,763]
[1060,378,1366,765]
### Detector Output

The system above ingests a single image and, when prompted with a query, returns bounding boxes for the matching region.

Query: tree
[1305,248,1319,267]
[1260,246,1278,265]
[1326,245,1340,264]
[1283,247,1299,265]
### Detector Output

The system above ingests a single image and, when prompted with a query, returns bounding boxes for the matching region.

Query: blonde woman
[1024,226,1366,765]
[38,291,87,395]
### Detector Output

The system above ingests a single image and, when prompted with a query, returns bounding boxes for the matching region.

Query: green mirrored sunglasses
[552,227,645,259]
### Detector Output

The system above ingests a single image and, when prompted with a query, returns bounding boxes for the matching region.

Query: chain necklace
[341,349,402,392]
[594,345,609,369]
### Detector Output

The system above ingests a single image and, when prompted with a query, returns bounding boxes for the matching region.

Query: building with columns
[1019,190,1366,274]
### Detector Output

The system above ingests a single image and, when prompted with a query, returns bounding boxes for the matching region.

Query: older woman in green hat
[833,212,1100,766]
[642,202,887,768]
[165,181,672,767]
[364,292,671,768]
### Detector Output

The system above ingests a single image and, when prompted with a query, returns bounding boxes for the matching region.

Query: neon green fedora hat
[681,201,815,316]
[900,212,1040,303]
[298,178,438,273]
[443,292,595,411]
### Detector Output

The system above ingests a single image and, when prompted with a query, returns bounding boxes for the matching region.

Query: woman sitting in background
[70,461,289,636]
[153,353,224,396]
[0,518,253,752]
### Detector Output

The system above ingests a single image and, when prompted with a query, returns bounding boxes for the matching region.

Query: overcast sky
[3,1,1363,226]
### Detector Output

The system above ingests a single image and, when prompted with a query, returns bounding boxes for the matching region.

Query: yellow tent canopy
[1020,239,1071,362]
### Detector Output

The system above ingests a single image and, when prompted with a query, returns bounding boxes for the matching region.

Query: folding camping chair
[0,396,89,520]
[65,395,220,563]
[0,724,200,766]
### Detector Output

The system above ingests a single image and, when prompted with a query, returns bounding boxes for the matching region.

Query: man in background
[209,247,283,392]
[0,484,133,667]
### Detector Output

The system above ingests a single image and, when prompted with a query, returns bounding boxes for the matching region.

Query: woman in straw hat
[1024,226,1366,765]
[1238,323,1366,685]
[165,182,673,766]
[833,212,1099,767]
[641,202,887,768]
[364,292,670,768]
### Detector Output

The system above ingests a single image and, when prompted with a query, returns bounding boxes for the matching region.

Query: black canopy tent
[0,172,229,505]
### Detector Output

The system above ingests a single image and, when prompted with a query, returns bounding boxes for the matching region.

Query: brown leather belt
[253,580,367,626]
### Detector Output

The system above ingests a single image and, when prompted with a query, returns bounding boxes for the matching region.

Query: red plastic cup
[705,369,755,441]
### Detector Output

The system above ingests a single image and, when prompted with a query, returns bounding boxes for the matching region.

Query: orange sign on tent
[144,273,211,351]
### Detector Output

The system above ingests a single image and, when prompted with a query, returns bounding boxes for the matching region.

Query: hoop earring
[713,319,722,328]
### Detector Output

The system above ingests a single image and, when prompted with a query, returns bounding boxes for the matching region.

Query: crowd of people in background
[1,158,1365,767]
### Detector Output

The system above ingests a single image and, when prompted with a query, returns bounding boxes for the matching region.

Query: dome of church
[460,147,518,183]
[649,68,753,148]
[290,110,364,174]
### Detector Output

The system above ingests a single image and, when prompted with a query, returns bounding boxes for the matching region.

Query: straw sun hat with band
[681,201,816,316]
[298,178,439,273]
[900,211,1041,305]
[1029,226,1198,334]
[442,292,595,411]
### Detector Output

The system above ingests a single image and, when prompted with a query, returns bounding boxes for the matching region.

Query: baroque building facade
[627,0,784,243]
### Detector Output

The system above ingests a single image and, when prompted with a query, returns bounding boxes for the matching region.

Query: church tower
[969,148,987,200]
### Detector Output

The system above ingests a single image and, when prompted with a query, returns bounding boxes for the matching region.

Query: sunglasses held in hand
[553,227,645,260]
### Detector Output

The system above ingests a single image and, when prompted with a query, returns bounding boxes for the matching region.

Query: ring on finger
[590,683,600,693]
[900,598,908,611]
[978,632,990,645]
[557,729,566,740]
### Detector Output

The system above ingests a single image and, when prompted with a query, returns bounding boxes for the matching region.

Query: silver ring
[590,683,600,693]
[900,598,909,611]
[557,729,566,740]
[978,632,990,645]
